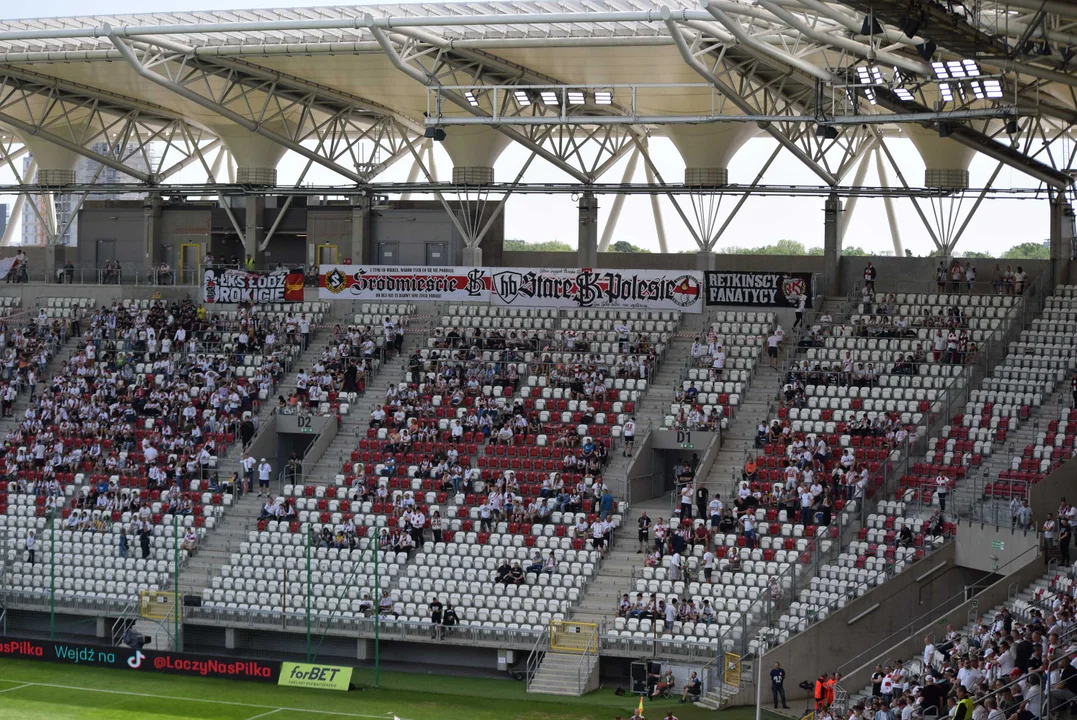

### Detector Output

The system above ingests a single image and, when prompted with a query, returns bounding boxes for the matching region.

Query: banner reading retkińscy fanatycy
[318,265,703,313]
[704,271,813,307]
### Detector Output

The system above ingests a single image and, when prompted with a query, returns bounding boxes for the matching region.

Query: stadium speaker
[901,14,921,39]
[916,41,937,61]
[183,594,202,607]
[630,661,649,694]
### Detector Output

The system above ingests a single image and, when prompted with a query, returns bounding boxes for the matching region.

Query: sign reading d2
[279,662,353,691]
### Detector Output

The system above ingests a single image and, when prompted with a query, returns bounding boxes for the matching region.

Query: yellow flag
[638,694,645,716]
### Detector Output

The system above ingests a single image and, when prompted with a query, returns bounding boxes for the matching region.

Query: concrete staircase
[526,650,600,696]
[175,337,339,598]
[697,657,753,710]
[301,329,428,486]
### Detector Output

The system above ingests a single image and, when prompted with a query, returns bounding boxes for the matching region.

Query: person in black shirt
[637,512,651,554]
[919,677,946,713]
[495,560,512,585]
[771,662,790,709]
[1072,372,1077,408]
[871,664,884,697]
[429,596,444,637]
[1050,655,1077,710]
[1060,519,1072,567]
[696,485,709,521]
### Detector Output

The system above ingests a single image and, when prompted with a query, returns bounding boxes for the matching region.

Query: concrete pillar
[350,197,371,264]
[905,125,977,191]
[578,192,599,268]
[211,126,288,186]
[1050,194,1075,287]
[667,125,758,187]
[823,192,843,297]
[96,617,107,639]
[245,196,265,270]
[144,193,162,269]
[18,134,80,187]
[462,246,483,267]
[43,245,59,281]
[356,638,373,660]
[225,627,237,650]
[442,127,511,186]
[695,251,717,272]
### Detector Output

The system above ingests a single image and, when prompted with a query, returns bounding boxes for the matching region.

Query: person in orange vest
[814,673,828,712]
[824,673,839,709]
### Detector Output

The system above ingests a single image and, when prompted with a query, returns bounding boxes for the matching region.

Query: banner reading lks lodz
[203,266,305,305]
[704,271,813,308]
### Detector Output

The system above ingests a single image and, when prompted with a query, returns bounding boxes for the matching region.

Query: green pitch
[0,658,784,720]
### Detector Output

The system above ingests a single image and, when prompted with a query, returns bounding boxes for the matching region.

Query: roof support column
[351,197,371,265]
[824,192,843,298]
[578,192,599,268]
[1050,194,1075,287]
[245,196,265,271]
[144,192,162,270]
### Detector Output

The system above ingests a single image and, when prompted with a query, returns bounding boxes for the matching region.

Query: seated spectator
[680,672,702,703]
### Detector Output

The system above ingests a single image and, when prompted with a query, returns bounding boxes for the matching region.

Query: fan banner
[705,271,813,307]
[319,265,703,313]
[202,267,305,305]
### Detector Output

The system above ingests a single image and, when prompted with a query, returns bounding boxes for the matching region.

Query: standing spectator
[992,263,1003,294]
[1014,266,1027,295]
[964,261,977,292]
[695,484,709,521]
[863,261,877,293]
[637,511,651,554]
[936,474,950,514]
[793,293,806,330]
[242,454,256,493]
[771,662,790,709]
[937,262,948,293]
[25,529,35,565]
[1059,518,1071,567]
[429,596,443,637]
[1072,372,1077,408]
[767,330,781,369]
[950,260,964,293]
[139,527,151,559]
[257,458,272,498]
[622,417,636,457]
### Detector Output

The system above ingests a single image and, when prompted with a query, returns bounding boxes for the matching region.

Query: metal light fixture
[594,90,613,105]
[513,89,531,106]
[567,90,586,105]
[464,91,480,107]
[894,88,916,101]
[540,90,559,105]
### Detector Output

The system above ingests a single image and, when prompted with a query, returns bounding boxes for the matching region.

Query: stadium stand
[1,298,313,607]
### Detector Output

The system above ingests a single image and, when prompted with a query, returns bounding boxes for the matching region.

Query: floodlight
[540,90,559,105]
[931,61,948,79]
[983,79,1003,98]
[856,66,872,84]
[464,91,480,107]
[939,83,954,102]
[567,90,586,105]
[594,90,613,105]
[894,88,916,101]
[962,59,981,76]
[513,90,531,106]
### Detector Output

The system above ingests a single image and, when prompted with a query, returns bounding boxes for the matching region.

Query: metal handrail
[524,625,549,690]
[575,625,599,694]
[833,540,1042,677]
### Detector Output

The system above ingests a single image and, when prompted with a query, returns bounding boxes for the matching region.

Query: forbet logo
[290,665,341,683]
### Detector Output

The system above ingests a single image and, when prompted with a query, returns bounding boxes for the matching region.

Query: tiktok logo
[127,651,145,669]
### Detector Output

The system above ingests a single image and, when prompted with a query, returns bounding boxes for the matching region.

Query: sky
[0,0,1060,256]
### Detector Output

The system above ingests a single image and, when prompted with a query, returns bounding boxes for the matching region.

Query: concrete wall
[735,542,987,704]
[77,202,145,269]
[954,520,1040,573]
[838,256,1050,297]
[829,547,1044,702]
[1029,454,1077,527]
[500,251,826,274]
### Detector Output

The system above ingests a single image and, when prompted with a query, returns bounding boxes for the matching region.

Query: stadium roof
[0,1,1074,252]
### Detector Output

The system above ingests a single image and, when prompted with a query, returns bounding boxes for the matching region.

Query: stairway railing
[575,625,599,695]
[524,625,550,691]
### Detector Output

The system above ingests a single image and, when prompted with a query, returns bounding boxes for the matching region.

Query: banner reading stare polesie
[318,265,703,313]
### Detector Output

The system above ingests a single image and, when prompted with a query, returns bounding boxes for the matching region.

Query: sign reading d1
[278,662,353,691]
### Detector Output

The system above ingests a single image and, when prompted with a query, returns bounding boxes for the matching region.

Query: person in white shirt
[257,459,272,497]
[622,418,636,457]
[702,549,715,583]
[793,294,807,329]
[767,332,781,368]
[668,550,682,581]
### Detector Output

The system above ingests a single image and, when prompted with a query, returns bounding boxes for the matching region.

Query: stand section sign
[0,638,280,683]
[203,267,305,305]
[319,265,703,313]
[704,271,813,307]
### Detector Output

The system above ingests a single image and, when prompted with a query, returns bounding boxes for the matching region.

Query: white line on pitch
[0,683,31,693]
[244,709,282,720]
